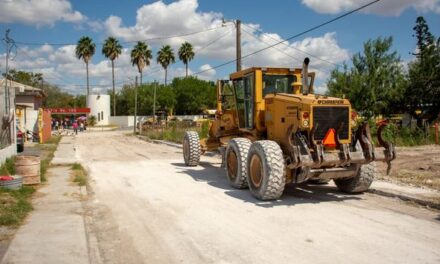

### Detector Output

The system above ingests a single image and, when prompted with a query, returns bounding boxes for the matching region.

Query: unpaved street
[76,131,440,264]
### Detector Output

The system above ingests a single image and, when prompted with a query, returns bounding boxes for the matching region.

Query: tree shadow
[172,162,362,208]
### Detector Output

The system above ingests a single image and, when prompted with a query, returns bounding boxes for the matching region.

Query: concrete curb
[368,188,440,210]
[136,135,182,148]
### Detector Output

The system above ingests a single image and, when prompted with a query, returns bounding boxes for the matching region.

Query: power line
[241,24,340,67]
[14,25,230,47]
[193,0,381,76]
[240,27,332,75]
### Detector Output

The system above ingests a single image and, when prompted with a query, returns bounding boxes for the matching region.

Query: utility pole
[153,81,157,125]
[3,29,12,112]
[236,20,242,72]
[133,76,138,135]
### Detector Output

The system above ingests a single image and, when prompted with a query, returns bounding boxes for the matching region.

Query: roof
[0,79,47,98]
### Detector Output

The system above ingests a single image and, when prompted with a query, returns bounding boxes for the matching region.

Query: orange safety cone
[323,128,337,147]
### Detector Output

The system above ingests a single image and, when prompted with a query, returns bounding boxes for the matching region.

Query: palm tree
[130,41,152,85]
[178,42,195,77]
[157,45,175,84]
[102,37,122,116]
[75,36,96,96]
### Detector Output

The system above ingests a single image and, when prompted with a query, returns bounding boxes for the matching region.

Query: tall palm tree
[178,42,195,77]
[75,36,96,96]
[130,41,152,85]
[102,37,122,116]
[157,45,175,85]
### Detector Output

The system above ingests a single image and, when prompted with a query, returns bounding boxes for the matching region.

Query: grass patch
[71,163,87,187]
[0,157,15,175]
[0,187,35,226]
[45,135,62,145]
[141,120,210,144]
[39,135,62,182]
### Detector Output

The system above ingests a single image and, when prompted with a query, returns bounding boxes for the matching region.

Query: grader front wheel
[334,162,376,193]
[247,140,286,200]
[183,131,201,166]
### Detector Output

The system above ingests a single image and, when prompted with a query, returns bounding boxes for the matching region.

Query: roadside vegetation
[40,135,62,182]
[0,158,34,226]
[71,163,87,187]
[141,120,210,144]
[0,135,62,227]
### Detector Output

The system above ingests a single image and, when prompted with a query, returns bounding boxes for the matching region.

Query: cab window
[263,74,296,96]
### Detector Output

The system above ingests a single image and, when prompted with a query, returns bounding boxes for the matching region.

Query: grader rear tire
[334,162,376,193]
[183,131,201,166]
[247,140,286,200]
[225,138,251,189]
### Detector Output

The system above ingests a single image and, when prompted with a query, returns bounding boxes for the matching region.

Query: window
[262,74,296,97]
[221,82,236,110]
[101,111,104,120]
[234,74,254,129]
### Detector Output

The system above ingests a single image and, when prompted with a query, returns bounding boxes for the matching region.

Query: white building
[87,94,110,126]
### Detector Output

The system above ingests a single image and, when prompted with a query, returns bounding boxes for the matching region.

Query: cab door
[234,73,254,129]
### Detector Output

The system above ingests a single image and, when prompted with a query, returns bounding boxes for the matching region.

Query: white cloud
[301,0,440,16]
[102,0,348,84]
[0,0,85,26]
[4,0,350,94]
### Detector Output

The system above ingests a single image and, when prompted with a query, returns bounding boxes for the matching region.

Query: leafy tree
[406,16,440,122]
[3,70,43,87]
[172,77,216,115]
[130,41,152,85]
[102,37,122,116]
[327,37,406,119]
[75,36,95,96]
[157,45,175,84]
[178,42,195,77]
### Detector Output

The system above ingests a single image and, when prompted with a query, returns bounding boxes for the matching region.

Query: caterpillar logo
[317,100,345,105]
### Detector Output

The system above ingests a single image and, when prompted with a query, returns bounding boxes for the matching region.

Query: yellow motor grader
[182,58,395,200]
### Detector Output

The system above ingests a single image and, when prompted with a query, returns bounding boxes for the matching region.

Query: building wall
[0,79,17,162]
[87,95,110,126]
[39,109,52,143]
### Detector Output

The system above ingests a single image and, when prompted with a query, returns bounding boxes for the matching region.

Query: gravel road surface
[76,131,440,264]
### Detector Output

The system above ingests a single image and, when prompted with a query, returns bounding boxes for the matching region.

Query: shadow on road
[172,162,361,207]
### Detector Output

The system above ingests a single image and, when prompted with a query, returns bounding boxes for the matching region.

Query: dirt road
[76,131,440,264]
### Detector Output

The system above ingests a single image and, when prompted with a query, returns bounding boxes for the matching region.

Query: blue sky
[0,0,439,94]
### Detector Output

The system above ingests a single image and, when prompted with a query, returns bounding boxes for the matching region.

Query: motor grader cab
[183,58,396,200]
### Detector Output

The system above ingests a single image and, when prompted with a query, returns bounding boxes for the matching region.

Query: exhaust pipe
[302,57,310,95]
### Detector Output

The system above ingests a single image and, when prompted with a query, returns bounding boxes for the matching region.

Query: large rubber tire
[334,162,376,193]
[225,138,251,189]
[183,131,201,166]
[247,140,286,200]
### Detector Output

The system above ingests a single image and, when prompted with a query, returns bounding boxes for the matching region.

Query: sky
[0,0,439,95]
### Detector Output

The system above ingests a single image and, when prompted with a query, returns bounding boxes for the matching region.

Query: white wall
[87,95,110,126]
[25,109,39,133]
[109,116,152,128]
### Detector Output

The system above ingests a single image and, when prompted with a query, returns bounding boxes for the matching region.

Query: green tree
[4,70,44,87]
[157,45,175,85]
[178,42,195,77]
[102,37,122,116]
[130,41,152,85]
[327,37,406,119]
[406,16,440,122]
[172,77,216,115]
[75,36,96,96]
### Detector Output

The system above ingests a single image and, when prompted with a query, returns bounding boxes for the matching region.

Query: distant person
[73,121,78,135]
[80,122,84,132]
[55,120,59,130]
